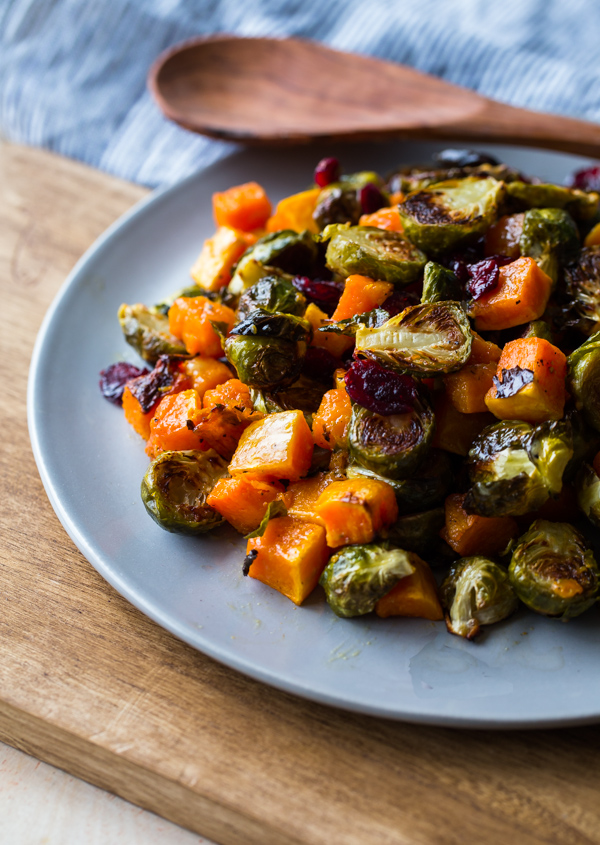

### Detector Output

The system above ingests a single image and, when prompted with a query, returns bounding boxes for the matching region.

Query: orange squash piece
[246,516,330,605]
[333,367,347,390]
[202,377,255,414]
[315,478,398,547]
[432,391,495,456]
[265,187,320,234]
[484,337,567,423]
[304,302,353,359]
[331,275,394,321]
[168,296,236,357]
[182,357,232,400]
[312,388,352,450]
[207,474,283,534]
[484,213,524,259]
[122,384,156,440]
[467,332,502,365]
[584,221,600,247]
[190,226,255,292]
[375,556,443,620]
[228,410,314,481]
[281,472,333,526]
[440,493,519,557]
[145,389,205,455]
[358,207,403,231]
[212,181,272,231]
[469,257,553,331]
[444,362,498,414]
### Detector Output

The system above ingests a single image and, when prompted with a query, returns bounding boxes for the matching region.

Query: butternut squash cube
[168,296,236,357]
[228,410,314,481]
[315,478,398,547]
[190,226,254,292]
[375,555,443,620]
[265,187,321,234]
[207,475,283,535]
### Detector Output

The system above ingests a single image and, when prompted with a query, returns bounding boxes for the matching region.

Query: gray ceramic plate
[28,141,600,728]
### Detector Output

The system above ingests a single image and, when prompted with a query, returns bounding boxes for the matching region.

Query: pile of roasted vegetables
[100,149,600,640]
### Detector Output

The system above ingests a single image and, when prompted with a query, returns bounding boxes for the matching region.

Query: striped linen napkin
[1,0,599,187]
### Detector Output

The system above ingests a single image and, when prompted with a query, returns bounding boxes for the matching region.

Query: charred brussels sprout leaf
[386,161,522,195]
[348,393,435,479]
[320,308,390,337]
[237,275,306,320]
[225,310,310,391]
[118,303,187,364]
[386,507,446,555]
[519,208,580,283]
[398,177,505,255]
[421,262,462,304]
[141,449,228,534]
[564,246,600,336]
[250,375,326,426]
[509,519,600,618]
[229,230,318,295]
[568,332,600,431]
[576,463,600,529]
[324,225,426,285]
[319,543,416,617]
[465,420,573,517]
[355,301,472,375]
[441,557,519,639]
[506,181,599,220]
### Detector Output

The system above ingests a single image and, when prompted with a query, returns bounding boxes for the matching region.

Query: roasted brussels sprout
[118,303,187,364]
[324,225,426,285]
[563,410,600,482]
[319,543,416,617]
[506,181,599,220]
[441,557,519,639]
[568,332,600,431]
[509,519,600,618]
[386,507,446,555]
[519,208,580,283]
[398,177,505,255]
[250,375,326,425]
[519,319,553,342]
[228,230,318,295]
[564,246,600,336]
[386,160,521,195]
[313,171,384,229]
[421,261,462,304]
[465,420,573,517]
[354,301,472,375]
[141,449,229,534]
[348,393,435,479]
[225,309,310,391]
[576,463,600,528]
[237,274,306,320]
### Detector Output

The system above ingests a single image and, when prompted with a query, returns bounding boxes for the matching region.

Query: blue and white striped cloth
[1,0,600,188]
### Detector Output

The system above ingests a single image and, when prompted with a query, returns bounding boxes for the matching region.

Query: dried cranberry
[570,165,600,192]
[466,258,500,299]
[359,183,386,215]
[302,347,341,383]
[345,359,418,415]
[450,258,470,285]
[381,288,420,317]
[99,362,148,406]
[292,275,343,316]
[128,355,184,413]
[314,157,341,188]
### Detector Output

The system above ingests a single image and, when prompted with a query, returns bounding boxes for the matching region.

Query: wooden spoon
[149,35,600,158]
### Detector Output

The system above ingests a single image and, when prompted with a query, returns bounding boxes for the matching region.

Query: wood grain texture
[149,36,600,157]
[2,140,600,845]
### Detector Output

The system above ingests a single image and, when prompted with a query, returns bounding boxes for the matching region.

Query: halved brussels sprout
[576,463,600,528]
[319,543,416,617]
[118,303,187,364]
[386,507,446,555]
[398,177,505,255]
[506,181,599,220]
[228,230,318,295]
[386,160,521,195]
[440,557,519,639]
[348,393,435,479]
[237,275,306,320]
[568,331,600,431]
[519,208,580,283]
[509,519,600,618]
[465,419,573,517]
[355,301,472,375]
[347,448,453,514]
[519,319,553,342]
[421,262,462,304]
[564,246,600,336]
[250,375,326,427]
[225,309,311,391]
[324,225,427,285]
[141,449,229,534]
[313,172,382,229]
[563,410,600,482]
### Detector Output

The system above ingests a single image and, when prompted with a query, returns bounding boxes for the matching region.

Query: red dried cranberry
[345,359,418,415]
[302,347,341,383]
[381,288,420,317]
[450,258,470,284]
[570,165,600,192]
[466,258,500,299]
[314,157,341,188]
[292,275,343,316]
[359,183,386,215]
[99,362,148,406]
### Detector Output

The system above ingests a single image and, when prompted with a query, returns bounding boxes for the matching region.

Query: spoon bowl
[149,35,600,157]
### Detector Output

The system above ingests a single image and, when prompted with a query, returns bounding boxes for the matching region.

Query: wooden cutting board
[2,140,600,845]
